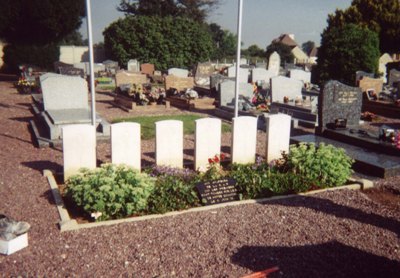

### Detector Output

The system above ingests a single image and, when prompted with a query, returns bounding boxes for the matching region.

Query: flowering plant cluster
[16,77,35,88]
[251,83,269,111]
[118,83,166,105]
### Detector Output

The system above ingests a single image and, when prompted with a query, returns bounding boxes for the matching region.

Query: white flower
[91,211,102,219]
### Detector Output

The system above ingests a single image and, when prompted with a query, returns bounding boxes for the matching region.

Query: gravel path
[0,82,399,277]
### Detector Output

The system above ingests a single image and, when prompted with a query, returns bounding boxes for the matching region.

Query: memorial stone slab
[231,116,257,164]
[164,75,194,91]
[127,59,140,72]
[62,124,96,181]
[318,80,362,133]
[210,74,232,91]
[156,120,183,168]
[227,67,249,83]
[358,77,383,94]
[39,72,60,85]
[59,67,84,78]
[111,122,141,170]
[140,63,155,76]
[41,75,88,111]
[289,69,311,84]
[168,68,189,78]
[194,118,221,171]
[389,69,400,87]
[270,76,303,102]
[115,70,147,87]
[379,53,393,83]
[265,114,291,163]
[240,58,248,65]
[268,51,281,77]
[195,62,214,86]
[218,80,254,107]
[251,68,276,83]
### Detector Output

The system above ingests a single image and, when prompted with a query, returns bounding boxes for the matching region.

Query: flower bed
[60,143,354,223]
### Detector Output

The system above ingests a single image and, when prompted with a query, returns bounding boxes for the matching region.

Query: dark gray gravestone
[317,80,362,134]
[59,67,85,78]
[389,69,400,87]
[196,178,239,205]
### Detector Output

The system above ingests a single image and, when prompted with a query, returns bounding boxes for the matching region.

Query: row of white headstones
[63,114,292,181]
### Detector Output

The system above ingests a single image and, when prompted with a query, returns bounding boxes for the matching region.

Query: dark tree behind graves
[208,23,237,60]
[118,0,220,23]
[265,42,294,66]
[326,0,400,54]
[301,41,315,56]
[0,0,85,71]
[103,16,213,71]
[315,24,379,86]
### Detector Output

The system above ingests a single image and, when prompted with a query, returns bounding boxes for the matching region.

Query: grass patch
[113,115,231,140]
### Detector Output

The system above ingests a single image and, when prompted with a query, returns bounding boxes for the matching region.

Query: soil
[0,81,399,277]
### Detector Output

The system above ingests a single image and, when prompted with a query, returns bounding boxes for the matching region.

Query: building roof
[309,46,318,57]
[272,34,298,48]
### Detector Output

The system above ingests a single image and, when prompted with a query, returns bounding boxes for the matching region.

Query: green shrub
[229,162,311,199]
[282,143,354,187]
[64,164,155,221]
[146,166,200,214]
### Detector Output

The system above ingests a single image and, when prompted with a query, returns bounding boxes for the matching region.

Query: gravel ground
[0,82,399,277]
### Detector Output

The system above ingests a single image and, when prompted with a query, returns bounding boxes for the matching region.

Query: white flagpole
[85,0,96,126]
[234,0,243,118]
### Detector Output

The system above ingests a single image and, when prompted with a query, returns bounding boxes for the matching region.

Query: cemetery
[2,56,400,276]
[1,3,400,275]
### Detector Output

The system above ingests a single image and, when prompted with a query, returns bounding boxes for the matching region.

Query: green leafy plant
[64,164,155,221]
[146,166,200,214]
[281,143,354,188]
[229,160,311,199]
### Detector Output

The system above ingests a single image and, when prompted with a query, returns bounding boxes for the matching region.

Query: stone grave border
[44,169,373,232]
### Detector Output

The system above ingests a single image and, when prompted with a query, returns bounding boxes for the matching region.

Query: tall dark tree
[0,0,85,71]
[301,41,315,55]
[104,16,213,70]
[326,0,400,53]
[0,0,85,45]
[118,0,220,22]
[208,23,237,60]
[315,24,380,86]
[266,42,294,66]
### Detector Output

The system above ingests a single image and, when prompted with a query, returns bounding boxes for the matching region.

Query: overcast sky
[80,0,352,48]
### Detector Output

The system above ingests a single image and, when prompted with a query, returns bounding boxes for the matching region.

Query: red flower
[213,155,220,163]
[220,153,225,160]
[208,158,213,164]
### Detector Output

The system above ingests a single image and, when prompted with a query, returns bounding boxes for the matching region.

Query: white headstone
[156,120,183,168]
[39,72,60,85]
[168,68,189,78]
[265,114,291,163]
[127,59,140,72]
[231,116,257,164]
[111,122,141,170]
[62,124,96,181]
[379,53,393,83]
[219,80,254,107]
[289,69,311,84]
[240,58,248,65]
[268,51,281,76]
[195,118,221,170]
[227,66,249,83]
[251,68,277,83]
[41,75,88,111]
[270,76,303,102]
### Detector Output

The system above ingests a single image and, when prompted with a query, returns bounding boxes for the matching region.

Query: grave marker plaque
[318,80,362,133]
[196,178,239,205]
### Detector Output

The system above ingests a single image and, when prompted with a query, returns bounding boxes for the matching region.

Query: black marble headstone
[196,178,239,206]
[318,80,362,134]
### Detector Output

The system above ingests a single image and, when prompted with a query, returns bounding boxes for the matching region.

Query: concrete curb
[43,170,374,232]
